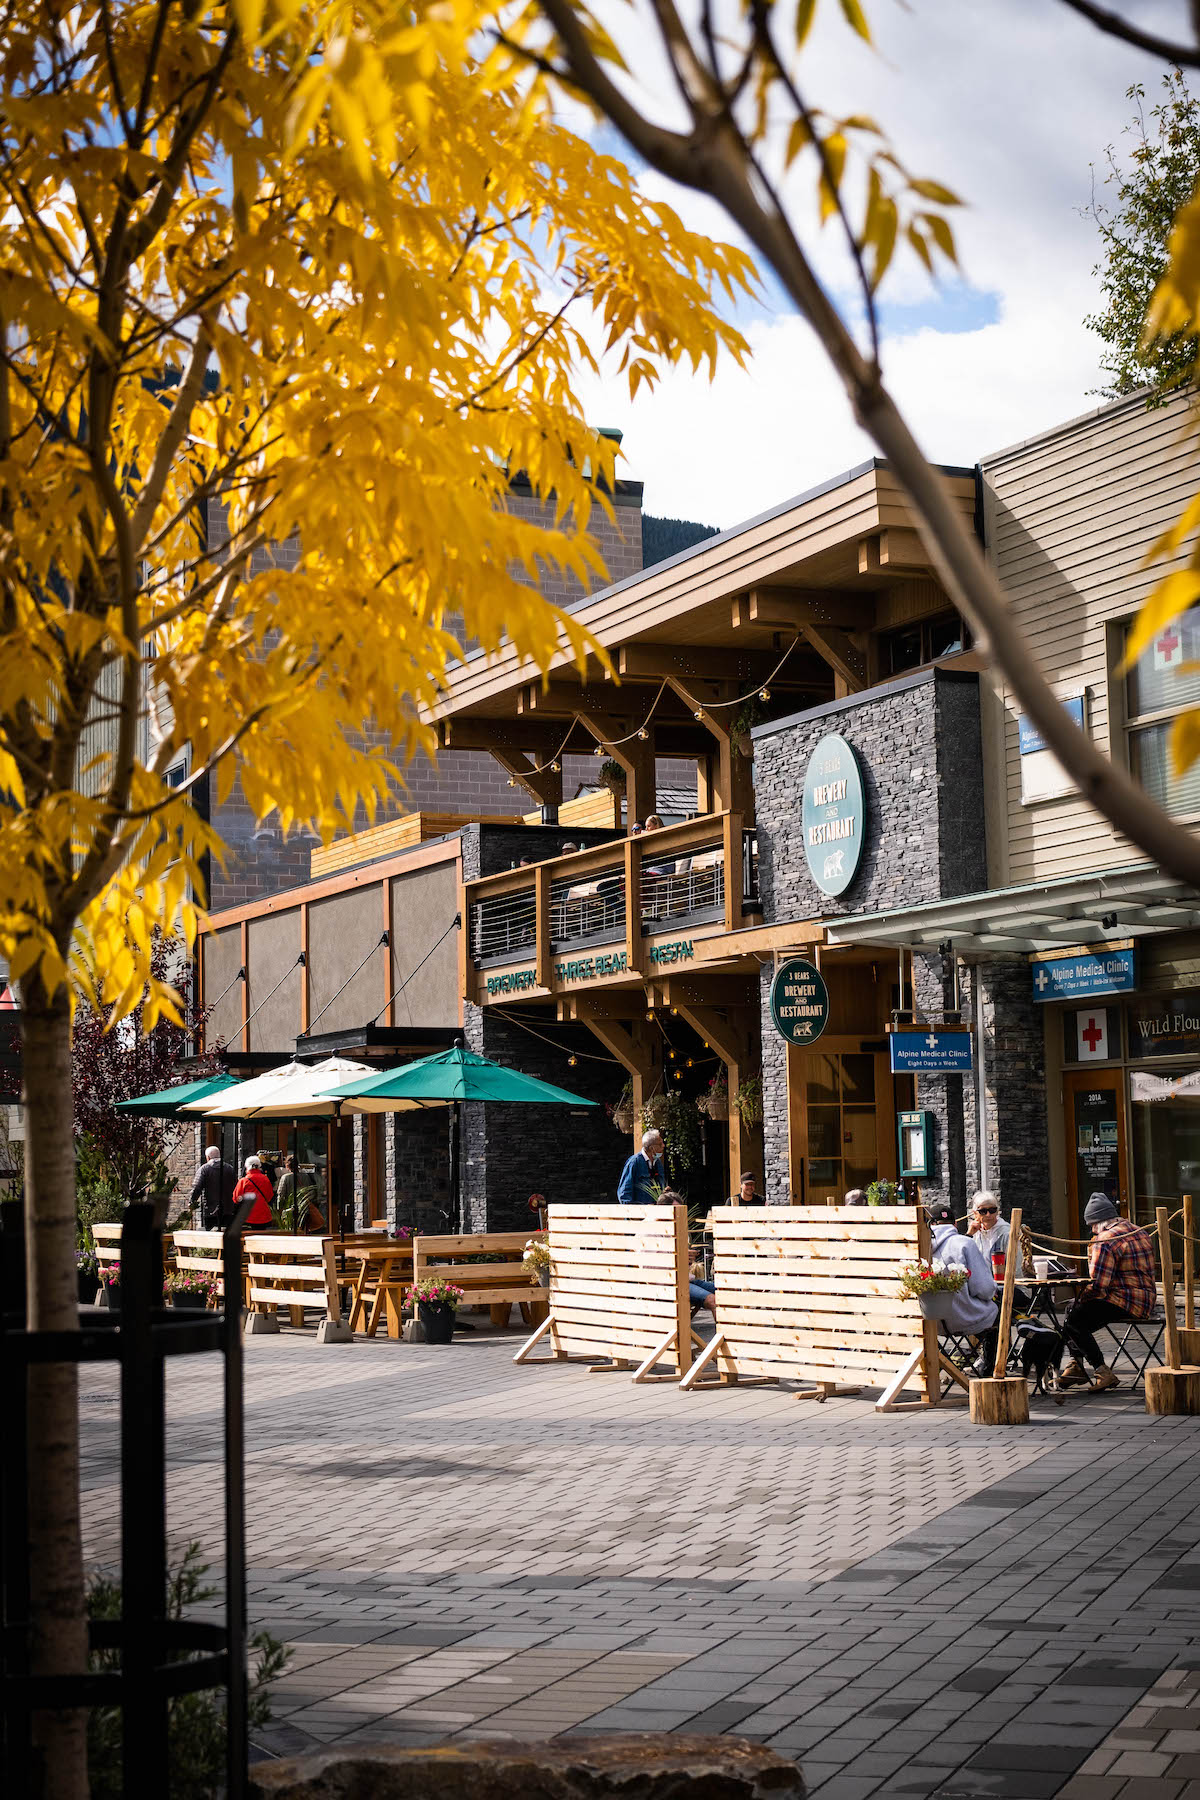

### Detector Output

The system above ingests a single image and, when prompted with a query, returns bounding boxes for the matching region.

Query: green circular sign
[770,958,830,1045]
[802,732,865,897]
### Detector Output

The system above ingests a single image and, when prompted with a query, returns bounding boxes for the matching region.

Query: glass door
[1064,1069,1127,1234]
[794,1050,895,1205]
[1130,1065,1200,1231]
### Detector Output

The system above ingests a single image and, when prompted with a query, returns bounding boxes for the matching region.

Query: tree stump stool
[969,1376,1029,1425]
[1145,1366,1200,1415]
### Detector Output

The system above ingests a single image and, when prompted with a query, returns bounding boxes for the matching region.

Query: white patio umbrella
[181,1055,373,1119]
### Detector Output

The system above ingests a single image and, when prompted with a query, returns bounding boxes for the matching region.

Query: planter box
[918,1290,955,1321]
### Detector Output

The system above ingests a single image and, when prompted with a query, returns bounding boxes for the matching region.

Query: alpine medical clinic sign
[1017,694,1086,804]
[802,732,865,897]
[1031,947,1137,1003]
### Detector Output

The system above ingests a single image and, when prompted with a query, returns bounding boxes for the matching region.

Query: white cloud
[573,0,1190,525]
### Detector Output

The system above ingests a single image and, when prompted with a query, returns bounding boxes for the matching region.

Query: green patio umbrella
[320,1046,597,1231]
[114,1072,240,1119]
[322,1046,599,1112]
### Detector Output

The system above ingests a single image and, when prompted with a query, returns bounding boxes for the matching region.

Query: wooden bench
[90,1220,174,1300]
[412,1231,548,1331]
[172,1229,245,1308]
[243,1234,352,1342]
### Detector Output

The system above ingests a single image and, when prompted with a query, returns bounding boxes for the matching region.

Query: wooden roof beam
[732,588,873,632]
[857,527,933,576]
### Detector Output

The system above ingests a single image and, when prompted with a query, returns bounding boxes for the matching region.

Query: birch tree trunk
[22,971,89,1800]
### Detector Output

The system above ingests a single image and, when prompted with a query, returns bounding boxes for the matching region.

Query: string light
[759,688,771,702]
[568,1054,578,1067]
[645,1009,654,1021]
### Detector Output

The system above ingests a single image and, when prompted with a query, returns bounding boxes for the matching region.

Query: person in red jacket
[232,1155,274,1226]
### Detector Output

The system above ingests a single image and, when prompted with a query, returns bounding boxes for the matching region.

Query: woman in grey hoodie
[927,1202,1000,1377]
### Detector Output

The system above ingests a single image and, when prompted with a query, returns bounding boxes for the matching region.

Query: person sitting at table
[843,1188,867,1206]
[618,1129,666,1204]
[1058,1194,1157,1392]
[661,1187,717,1318]
[927,1201,999,1377]
[967,1191,1008,1259]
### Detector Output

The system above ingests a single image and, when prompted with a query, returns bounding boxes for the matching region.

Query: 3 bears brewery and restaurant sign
[802,733,865,898]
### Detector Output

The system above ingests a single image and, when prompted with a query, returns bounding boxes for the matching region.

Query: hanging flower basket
[898,1260,967,1322]
[734,1075,763,1130]
[612,1104,635,1133]
[697,1071,729,1121]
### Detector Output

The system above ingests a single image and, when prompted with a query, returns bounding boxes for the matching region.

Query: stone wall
[753,670,989,1209]
[752,669,986,925]
[461,1006,628,1232]
[978,958,1050,1233]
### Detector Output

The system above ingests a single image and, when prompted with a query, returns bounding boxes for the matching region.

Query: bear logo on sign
[823,849,844,883]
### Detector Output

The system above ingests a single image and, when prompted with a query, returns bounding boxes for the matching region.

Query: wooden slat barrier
[413,1230,547,1329]
[681,1205,968,1410]
[243,1234,350,1342]
[515,1205,695,1382]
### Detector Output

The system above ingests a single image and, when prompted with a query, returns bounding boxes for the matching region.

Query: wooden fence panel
[686,1205,962,1408]
[515,1205,693,1381]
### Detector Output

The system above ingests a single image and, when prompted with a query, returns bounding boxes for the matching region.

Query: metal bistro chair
[1105,1312,1166,1385]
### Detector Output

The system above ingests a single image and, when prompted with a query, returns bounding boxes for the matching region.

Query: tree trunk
[22,976,89,1800]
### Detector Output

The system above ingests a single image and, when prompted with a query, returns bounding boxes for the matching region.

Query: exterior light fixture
[551,760,561,772]
[759,688,770,702]
[568,1054,578,1067]
[693,709,703,720]
[638,729,648,740]
[593,745,604,756]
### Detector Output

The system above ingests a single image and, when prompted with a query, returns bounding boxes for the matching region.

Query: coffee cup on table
[1033,1257,1050,1281]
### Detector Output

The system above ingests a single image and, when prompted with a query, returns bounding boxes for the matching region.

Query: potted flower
[166,1269,216,1310]
[599,757,626,799]
[391,1225,413,1242]
[76,1249,100,1305]
[698,1070,728,1121]
[898,1259,968,1321]
[867,1179,907,1207]
[523,1238,552,1287]
[97,1262,122,1310]
[405,1277,466,1345]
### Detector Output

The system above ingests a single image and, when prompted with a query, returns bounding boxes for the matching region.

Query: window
[878,612,966,678]
[1125,607,1200,817]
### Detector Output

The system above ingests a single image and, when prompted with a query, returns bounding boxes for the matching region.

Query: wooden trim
[381,878,395,1027]
[723,811,742,933]
[534,863,553,991]
[624,837,641,978]
[202,835,462,930]
[311,810,524,878]
[299,902,310,1033]
[465,812,730,900]
[240,920,249,1051]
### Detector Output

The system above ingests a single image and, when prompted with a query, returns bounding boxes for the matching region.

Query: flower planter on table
[170,1289,208,1310]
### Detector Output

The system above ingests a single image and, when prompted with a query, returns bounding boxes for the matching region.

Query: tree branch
[129,324,211,554]
[1057,0,1200,68]
[533,0,1200,891]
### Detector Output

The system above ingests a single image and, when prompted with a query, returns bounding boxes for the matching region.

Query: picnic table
[343,1239,414,1339]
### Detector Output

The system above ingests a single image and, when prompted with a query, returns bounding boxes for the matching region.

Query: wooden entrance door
[788,1047,897,1205]
[1064,1069,1127,1235]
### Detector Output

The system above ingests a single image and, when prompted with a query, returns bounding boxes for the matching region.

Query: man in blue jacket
[618,1130,666,1204]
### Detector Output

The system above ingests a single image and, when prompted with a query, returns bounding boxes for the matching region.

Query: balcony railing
[464,813,759,987]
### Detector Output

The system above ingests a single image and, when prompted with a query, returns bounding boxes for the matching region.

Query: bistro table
[342,1240,414,1339]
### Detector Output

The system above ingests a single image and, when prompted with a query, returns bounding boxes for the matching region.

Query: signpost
[769,958,830,1045]
[888,1027,973,1074]
[802,732,865,898]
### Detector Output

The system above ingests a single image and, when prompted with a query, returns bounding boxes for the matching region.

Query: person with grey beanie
[1058,1192,1157,1391]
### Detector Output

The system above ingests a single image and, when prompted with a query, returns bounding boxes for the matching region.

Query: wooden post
[970,1206,1029,1425]
[674,1202,692,1376]
[1180,1195,1200,1365]
[1145,1204,1200,1414]
[916,1207,939,1405]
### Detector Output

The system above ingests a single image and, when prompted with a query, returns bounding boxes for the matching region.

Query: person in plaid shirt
[1059,1194,1157,1391]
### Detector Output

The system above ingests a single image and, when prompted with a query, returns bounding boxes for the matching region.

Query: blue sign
[1032,947,1136,1003]
[802,732,865,897]
[889,1029,974,1074]
[1018,696,1085,756]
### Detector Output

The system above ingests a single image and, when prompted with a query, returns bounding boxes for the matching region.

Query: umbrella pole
[451,1100,461,1235]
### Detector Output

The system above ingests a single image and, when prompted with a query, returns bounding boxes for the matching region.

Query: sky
[563,0,1193,529]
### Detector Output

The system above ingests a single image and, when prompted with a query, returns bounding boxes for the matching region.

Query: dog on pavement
[1016,1322,1064,1395]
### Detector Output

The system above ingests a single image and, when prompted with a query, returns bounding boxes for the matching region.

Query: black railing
[1,1196,253,1797]
[469,831,759,967]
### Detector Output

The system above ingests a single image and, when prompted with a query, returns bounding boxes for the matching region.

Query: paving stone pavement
[77,1325,1200,1799]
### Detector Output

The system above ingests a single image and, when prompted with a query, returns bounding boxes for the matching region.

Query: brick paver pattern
[77,1326,1200,1800]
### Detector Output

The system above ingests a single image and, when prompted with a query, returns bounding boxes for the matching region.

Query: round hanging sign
[769,957,830,1046]
[802,731,865,897]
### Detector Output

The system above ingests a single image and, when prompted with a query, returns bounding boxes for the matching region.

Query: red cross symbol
[1156,625,1182,667]
[1081,1016,1104,1053]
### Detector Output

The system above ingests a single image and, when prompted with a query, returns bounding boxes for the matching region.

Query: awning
[115,1073,239,1118]
[823,864,1200,958]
